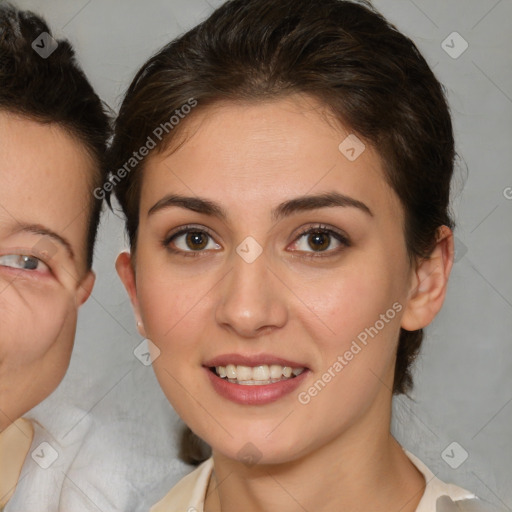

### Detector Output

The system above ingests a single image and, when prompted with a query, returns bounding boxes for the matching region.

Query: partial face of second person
[0,112,95,430]
[117,93,453,465]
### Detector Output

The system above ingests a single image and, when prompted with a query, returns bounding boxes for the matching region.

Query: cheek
[0,284,77,365]
[291,258,405,403]
[294,260,403,349]
[136,268,217,411]
[137,263,213,350]
[291,264,405,422]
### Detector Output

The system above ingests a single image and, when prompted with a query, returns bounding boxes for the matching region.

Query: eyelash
[162,223,351,259]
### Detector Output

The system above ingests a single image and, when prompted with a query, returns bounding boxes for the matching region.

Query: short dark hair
[0,3,111,270]
[108,0,455,463]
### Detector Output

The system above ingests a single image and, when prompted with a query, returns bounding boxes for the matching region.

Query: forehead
[0,112,93,264]
[142,95,401,224]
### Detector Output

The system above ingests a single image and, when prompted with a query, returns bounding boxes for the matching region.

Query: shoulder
[5,409,93,511]
[150,457,213,512]
[404,450,505,512]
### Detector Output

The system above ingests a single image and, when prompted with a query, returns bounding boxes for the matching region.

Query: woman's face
[0,112,95,430]
[118,94,436,464]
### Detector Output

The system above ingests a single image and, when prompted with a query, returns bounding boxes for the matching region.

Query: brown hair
[108,0,455,464]
[0,4,111,270]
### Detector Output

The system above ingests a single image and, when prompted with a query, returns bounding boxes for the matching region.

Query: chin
[206,428,306,466]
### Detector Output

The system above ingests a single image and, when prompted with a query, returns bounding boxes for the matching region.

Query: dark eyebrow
[16,223,75,261]
[147,191,373,222]
[148,195,227,219]
[271,192,373,221]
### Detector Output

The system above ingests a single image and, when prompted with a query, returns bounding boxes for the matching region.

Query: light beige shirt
[0,418,33,509]
[150,449,481,512]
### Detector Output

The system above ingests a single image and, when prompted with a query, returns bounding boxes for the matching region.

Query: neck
[205,398,425,512]
[0,418,34,507]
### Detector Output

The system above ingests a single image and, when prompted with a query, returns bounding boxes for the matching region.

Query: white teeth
[214,364,305,383]
[253,365,270,381]
[225,364,237,379]
[236,365,252,381]
[269,364,282,379]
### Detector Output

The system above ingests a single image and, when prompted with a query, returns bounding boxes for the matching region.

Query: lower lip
[204,367,310,405]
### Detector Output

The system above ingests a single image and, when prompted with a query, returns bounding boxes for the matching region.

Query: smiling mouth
[209,364,306,386]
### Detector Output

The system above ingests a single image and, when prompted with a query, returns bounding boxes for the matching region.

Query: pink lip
[203,353,308,368]
[204,366,310,405]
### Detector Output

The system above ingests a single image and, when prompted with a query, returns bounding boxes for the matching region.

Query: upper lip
[203,353,308,368]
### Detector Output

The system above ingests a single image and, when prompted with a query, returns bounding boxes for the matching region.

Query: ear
[76,270,95,306]
[115,251,147,338]
[401,226,454,331]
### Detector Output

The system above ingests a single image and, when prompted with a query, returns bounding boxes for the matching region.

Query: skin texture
[117,93,454,512]
[0,112,95,433]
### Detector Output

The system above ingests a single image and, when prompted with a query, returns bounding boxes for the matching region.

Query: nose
[214,247,288,338]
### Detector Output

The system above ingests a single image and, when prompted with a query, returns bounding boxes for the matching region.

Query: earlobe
[401,226,454,331]
[115,251,146,337]
[76,271,96,306]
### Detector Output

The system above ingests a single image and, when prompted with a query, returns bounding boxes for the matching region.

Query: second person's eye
[0,254,50,272]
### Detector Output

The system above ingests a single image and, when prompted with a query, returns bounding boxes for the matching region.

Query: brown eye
[186,231,209,250]
[164,226,221,255]
[290,225,350,257]
[307,232,331,251]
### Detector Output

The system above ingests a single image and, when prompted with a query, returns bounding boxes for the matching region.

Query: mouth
[208,364,306,386]
[203,354,310,404]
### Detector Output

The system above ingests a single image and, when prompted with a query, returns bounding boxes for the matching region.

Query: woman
[0,4,109,509]
[109,0,502,510]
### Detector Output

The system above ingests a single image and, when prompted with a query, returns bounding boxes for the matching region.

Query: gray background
[7,0,512,511]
